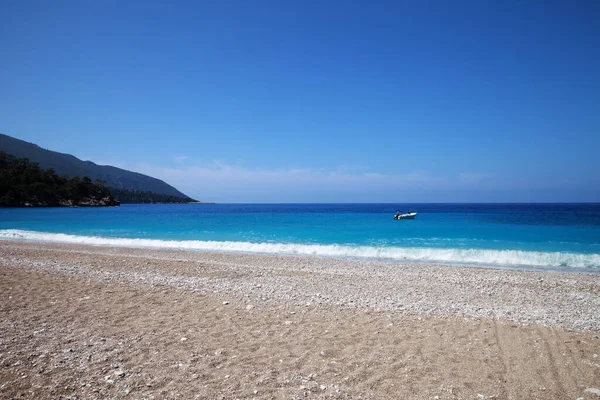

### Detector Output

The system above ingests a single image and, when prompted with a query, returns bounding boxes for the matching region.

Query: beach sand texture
[1,241,599,399]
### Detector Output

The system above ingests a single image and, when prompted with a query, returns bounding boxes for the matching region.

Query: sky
[1,0,599,203]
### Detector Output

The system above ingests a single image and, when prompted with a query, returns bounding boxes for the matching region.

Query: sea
[1,203,599,273]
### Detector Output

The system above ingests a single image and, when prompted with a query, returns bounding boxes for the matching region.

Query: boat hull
[394,212,417,220]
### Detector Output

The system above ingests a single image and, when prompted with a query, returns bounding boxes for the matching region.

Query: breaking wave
[1,229,599,270]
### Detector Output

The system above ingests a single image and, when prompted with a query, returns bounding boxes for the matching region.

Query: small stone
[320,385,327,391]
[180,337,187,342]
[246,304,254,310]
[114,370,125,378]
[284,320,293,325]
[223,301,229,305]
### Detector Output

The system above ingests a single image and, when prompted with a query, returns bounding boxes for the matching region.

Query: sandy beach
[1,241,599,399]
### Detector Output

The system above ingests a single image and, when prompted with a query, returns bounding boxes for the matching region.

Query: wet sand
[1,241,599,399]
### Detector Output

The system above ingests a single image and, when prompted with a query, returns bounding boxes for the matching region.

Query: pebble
[5,243,600,337]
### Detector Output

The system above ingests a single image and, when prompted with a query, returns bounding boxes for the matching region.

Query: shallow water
[1,203,599,272]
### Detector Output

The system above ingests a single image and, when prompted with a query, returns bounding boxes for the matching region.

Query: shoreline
[1,230,599,274]
[1,240,600,399]
[3,236,600,276]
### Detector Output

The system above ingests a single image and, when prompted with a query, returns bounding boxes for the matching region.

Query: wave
[1,229,599,270]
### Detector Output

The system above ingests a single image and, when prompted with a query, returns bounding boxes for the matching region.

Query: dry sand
[1,240,599,399]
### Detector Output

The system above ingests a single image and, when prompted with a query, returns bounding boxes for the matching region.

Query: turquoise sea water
[1,203,599,272]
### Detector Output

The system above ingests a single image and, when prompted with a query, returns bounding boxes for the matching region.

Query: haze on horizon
[1,1,599,203]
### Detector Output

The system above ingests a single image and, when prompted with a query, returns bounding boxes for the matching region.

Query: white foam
[1,229,598,270]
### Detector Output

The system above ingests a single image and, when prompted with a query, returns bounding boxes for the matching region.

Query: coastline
[2,228,599,274]
[1,240,599,399]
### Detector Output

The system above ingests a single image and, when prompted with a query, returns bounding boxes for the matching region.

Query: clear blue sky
[1,0,599,202]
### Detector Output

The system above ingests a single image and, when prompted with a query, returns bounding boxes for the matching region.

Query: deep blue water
[1,203,599,272]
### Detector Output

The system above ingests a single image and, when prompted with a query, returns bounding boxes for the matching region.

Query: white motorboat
[393,211,417,220]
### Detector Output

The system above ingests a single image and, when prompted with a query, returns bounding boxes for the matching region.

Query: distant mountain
[110,188,197,204]
[0,152,119,207]
[0,133,195,202]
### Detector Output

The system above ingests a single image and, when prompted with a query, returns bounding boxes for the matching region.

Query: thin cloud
[114,161,481,202]
[457,172,491,184]
[173,155,190,164]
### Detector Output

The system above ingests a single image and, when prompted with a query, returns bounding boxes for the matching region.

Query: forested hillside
[0,133,193,200]
[0,152,119,207]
